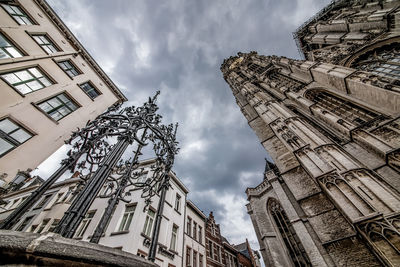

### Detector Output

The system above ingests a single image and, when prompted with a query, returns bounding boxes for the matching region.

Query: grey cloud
[44,0,331,253]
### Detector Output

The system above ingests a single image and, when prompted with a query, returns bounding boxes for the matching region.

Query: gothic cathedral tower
[221,1,400,266]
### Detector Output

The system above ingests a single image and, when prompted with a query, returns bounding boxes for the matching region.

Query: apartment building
[184,200,207,267]
[0,0,127,183]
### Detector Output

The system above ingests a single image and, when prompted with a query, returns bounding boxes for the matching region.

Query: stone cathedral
[221,0,400,266]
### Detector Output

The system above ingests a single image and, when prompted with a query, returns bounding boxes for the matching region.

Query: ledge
[0,230,157,267]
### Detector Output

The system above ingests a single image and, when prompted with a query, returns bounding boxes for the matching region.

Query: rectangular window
[34,194,53,210]
[187,217,192,236]
[198,226,202,243]
[1,4,33,25]
[193,250,197,267]
[48,219,59,232]
[16,215,34,231]
[75,210,95,238]
[199,254,203,267]
[170,225,178,251]
[193,221,197,240]
[79,81,100,100]
[57,60,80,78]
[0,118,33,157]
[208,240,213,258]
[118,204,136,231]
[37,93,78,121]
[0,33,23,59]
[186,247,191,267]
[32,35,59,54]
[143,209,155,236]
[175,193,181,211]
[1,67,53,95]
[37,218,50,233]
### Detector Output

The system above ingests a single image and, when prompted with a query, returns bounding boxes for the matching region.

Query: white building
[0,159,208,267]
[184,200,207,267]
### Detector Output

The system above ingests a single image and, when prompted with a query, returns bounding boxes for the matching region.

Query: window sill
[110,230,129,236]
[169,249,179,255]
[174,208,181,215]
[141,232,152,240]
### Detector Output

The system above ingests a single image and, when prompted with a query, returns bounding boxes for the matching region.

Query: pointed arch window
[267,70,305,92]
[353,45,400,79]
[305,90,379,126]
[269,199,311,267]
[248,63,270,74]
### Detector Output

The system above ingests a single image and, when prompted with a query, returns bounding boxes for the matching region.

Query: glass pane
[15,84,31,94]
[21,16,32,25]
[47,97,62,108]
[49,111,63,121]
[2,73,20,84]
[38,102,52,112]
[1,5,14,14]
[0,137,14,156]
[26,80,43,91]
[39,77,52,87]
[58,94,69,103]
[33,36,44,44]
[47,45,57,53]
[14,16,25,25]
[6,47,22,58]
[42,46,52,54]
[12,6,23,15]
[58,106,70,116]
[125,213,133,230]
[28,68,42,78]
[88,90,99,99]
[0,34,10,47]
[0,50,10,59]
[10,129,31,143]
[0,119,18,133]
[15,70,33,82]
[66,101,78,111]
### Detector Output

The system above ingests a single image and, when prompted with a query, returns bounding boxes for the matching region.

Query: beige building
[184,200,207,267]
[221,0,400,266]
[0,0,127,184]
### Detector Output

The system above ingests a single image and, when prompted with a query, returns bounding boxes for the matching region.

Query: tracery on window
[266,70,305,93]
[305,90,379,126]
[248,63,270,75]
[358,215,400,266]
[353,45,400,79]
[269,198,311,267]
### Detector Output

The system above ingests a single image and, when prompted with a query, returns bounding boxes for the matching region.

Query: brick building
[205,212,259,267]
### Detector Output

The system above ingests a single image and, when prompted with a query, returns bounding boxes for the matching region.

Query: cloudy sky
[34,0,330,254]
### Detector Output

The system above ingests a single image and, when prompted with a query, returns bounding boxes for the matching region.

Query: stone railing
[246,179,271,197]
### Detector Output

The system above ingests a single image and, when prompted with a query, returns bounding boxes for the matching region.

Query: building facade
[221,0,400,266]
[205,212,259,267]
[0,0,127,184]
[0,160,204,267]
[183,200,207,267]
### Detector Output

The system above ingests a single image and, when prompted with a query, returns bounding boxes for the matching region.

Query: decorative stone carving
[319,173,375,222]
[357,214,400,266]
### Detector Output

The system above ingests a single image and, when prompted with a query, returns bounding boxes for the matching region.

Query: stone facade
[221,0,400,266]
[0,0,127,184]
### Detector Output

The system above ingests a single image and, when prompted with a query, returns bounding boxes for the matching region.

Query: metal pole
[90,129,148,243]
[54,139,129,238]
[148,174,169,262]
[0,149,86,230]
